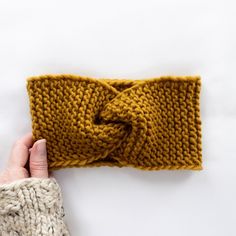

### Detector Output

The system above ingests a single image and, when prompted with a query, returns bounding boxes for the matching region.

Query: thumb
[29,139,48,178]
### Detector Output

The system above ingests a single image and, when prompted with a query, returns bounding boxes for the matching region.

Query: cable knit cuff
[0,177,70,236]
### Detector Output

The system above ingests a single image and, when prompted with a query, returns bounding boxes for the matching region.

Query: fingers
[7,133,49,180]
[29,139,49,178]
[8,132,33,168]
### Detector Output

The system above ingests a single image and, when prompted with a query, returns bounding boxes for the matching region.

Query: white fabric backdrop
[0,0,235,235]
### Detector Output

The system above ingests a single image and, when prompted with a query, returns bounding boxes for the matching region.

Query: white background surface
[0,0,236,235]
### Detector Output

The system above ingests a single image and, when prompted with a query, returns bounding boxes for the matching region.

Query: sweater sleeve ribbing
[0,177,70,236]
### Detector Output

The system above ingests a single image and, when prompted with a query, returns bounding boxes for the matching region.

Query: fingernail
[36,139,47,155]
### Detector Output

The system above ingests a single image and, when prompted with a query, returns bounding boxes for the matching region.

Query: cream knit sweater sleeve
[0,177,70,236]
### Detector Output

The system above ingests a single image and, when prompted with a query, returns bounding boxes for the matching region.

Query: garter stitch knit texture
[0,177,70,236]
[26,74,202,171]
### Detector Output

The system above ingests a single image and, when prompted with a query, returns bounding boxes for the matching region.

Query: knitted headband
[26,74,202,171]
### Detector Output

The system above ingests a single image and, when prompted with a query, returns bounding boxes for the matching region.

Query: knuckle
[21,168,29,178]
[12,140,26,150]
[31,160,48,171]
[13,140,21,148]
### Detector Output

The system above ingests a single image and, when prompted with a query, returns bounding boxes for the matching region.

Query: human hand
[0,132,49,184]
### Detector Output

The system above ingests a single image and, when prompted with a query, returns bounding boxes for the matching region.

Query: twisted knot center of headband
[27,75,202,171]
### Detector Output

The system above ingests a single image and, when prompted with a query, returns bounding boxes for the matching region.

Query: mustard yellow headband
[26,74,202,171]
